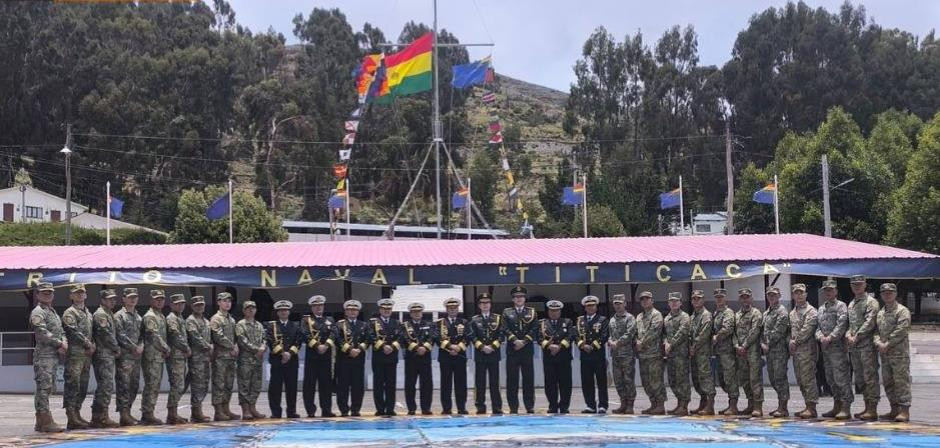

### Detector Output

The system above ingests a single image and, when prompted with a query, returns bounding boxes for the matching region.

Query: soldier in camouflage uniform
[815,279,852,420]
[734,288,763,417]
[607,294,636,414]
[689,290,715,415]
[90,289,121,428]
[186,295,212,422]
[663,292,691,416]
[210,292,240,421]
[711,288,738,415]
[788,283,819,418]
[874,283,911,422]
[114,288,144,426]
[141,289,170,425]
[635,291,666,415]
[62,284,95,429]
[30,282,66,433]
[846,275,881,420]
[166,294,192,424]
[761,287,790,417]
[236,300,267,420]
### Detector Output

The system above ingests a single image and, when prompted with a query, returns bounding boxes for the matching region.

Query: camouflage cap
[191,295,206,305]
[377,298,394,309]
[738,288,753,296]
[150,289,165,299]
[581,295,599,306]
[477,292,492,302]
[546,300,564,310]
[713,288,727,297]
[170,293,186,304]
[667,292,682,301]
[850,274,866,284]
[791,283,807,292]
[691,290,705,298]
[70,283,86,293]
[443,297,461,307]
[216,292,233,301]
[822,280,837,289]
[274,299,293,310]
[510,286,527,296]
[307,295,326,306]
[99,289,117,299]
[766,286,781,295]
[880,283,897,292]
[408,302,425,312]
[35,282,55,292]
[123,287,138,297]
[610,293,626,304]
[638,291,653,299]
[343,299,362,310]
[242,300,257,310]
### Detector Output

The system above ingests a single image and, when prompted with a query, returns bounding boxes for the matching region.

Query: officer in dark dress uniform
[403,302,436,415]
[539,300,574,413]
[436,297,470,415]
[370,298,401,417]
[301,295,336,417]
[470,293,505,414]
[577,295,610,413]
[502,286,537,414]
[266,300,302,418]
[334,300,371,416]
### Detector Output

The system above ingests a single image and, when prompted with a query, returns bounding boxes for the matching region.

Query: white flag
[342,133,356,145]
[501,158,510,171]
[339,149,351,160]
[344,120,359,132]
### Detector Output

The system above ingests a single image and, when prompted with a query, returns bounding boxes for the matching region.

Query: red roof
[0,233,935,270]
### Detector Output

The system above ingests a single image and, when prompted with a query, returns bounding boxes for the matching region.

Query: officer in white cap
[540,300,573,413]
[403,302,435,415]
[335,299,369,416]
[301,295,335,417]
[437,297,469,414]
[266,300,302,418]
[577,295,609,413]
[370,298,401,417]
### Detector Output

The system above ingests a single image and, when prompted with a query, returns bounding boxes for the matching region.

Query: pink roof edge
[0,233,935,270]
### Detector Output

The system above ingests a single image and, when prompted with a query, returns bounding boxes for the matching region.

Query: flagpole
[466,177,472,240]
[582,172,588,238]
[106,181,111,246]
[773,174,780,234]
[329,190,336,241]
[678,175,685,235]
[228,178,233,244]
[346,167,352,241]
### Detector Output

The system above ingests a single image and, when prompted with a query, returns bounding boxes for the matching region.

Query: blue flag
[329,192,347,209]
[206,192,230,220]
[752,183,776,205]
[659,188,681,209]
[562,184,585,205]
[108,196,124,219]
[452,187,469,209]
[452,57,491,89]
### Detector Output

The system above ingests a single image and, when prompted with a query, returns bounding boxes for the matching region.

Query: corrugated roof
[0,233,935,270]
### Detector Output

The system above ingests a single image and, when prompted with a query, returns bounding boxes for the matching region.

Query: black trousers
[372,361,397,414]
[405,357,433,412]
[543,358,572,412]
[581,357,608,410]
[474,360,502,411]
[505,353,535,411]
[302,356,332,416]
[439,355,468,412]
[268,357,298,417]
[335,357,365,413]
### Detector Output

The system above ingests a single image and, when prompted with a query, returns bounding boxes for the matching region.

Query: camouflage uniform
[734,302,763,409]
[815,294,853,414]
[847,289,881,411]
[789,299,819,407]
[236,316,266,406]
[608,310,637,406]
[712,301,738,402]
[166,303,191,410]
[114,297,143,416]
[141,296,170,421]
[91,296,121,419]
[209,305,238,410]
[31,298,66,413]
[874,286,911,420]
[663,305,692,408]
[636,303,666,411]
[62,303,94,413]
[186,305,212,411]
[690,306,715,403]
[762,299,790,415]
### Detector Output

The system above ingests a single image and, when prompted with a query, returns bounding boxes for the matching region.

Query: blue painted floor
[43,415,940,447]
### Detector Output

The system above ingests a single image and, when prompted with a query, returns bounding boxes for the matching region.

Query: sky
[227,0,939,92]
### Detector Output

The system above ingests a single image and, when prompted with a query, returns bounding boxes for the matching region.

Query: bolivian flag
[373,32,433,104]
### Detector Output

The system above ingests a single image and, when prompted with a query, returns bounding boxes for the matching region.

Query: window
[24,206,43,219]
[695,224,711,233]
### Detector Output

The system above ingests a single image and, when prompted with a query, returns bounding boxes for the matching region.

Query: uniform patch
[31,315,44,326]
[64,314,76,325]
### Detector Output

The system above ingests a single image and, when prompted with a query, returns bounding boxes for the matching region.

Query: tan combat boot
[214,404,230,421]
[858,400,878,421]
[139,410,164,425]
[649,400,666,415]
[797,402,817,419]
[191,404,210,423]
[822,400,840,418]
[249,404,266,419]
[698,396,715,416]
[834,403,851,421]
[623,400,634,415]
[750,402,763,418]
[673,400,689,416]
[895,406,909,423]
[739,401,754,416]
[721,398,739,416]
[119,409,137,426]
[769,399,788,417]
[166,407,189,424]
[36,411,65,433]
[691,397,706,414]
[66,408,90,430]
[224,401,241,420]
[91,410,120,428]
[241,404,254,421]
[879,404,899,421]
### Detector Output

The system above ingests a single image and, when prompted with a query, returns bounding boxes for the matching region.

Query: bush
[0,222,165,246]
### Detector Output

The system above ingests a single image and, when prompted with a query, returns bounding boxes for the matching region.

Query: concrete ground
[2,385,938,445]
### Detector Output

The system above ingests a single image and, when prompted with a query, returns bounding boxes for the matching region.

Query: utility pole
[821,154,831,237]
[724,120,734,234]
[60,124,73,245]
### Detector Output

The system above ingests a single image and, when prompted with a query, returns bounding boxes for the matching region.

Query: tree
[732,162,776,234]
[885,112,940,254]
[574,204,625,237]
[170,186,287,243]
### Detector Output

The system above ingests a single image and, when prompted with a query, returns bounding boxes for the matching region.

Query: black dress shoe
[307,414,316,418]
[271,414,282,419]
[492,409,504,415]
[375,411,386,417]
[509,409,518,415]
[560,409,570,414]
[476,408,486,415]
[287,413,301,419]
[322,412,336,418]
[581,408,596,414]
[350,411,360,417]
[526,409,535,414]
[387,411,398,417]
[421,410,433,416]
[458,409,469,415]
[340,411,349,417]
[547,408,558,414]
[441,409,452,415]
[407,410,416,416]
